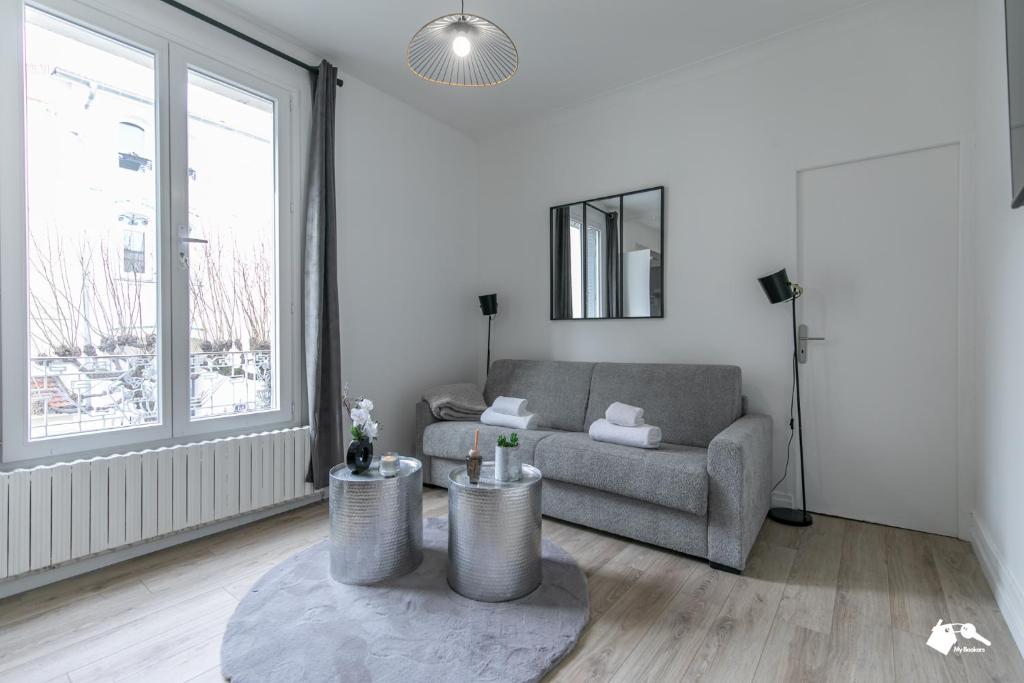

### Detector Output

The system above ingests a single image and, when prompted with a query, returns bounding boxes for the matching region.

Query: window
[1,2,301,461]
[569,218,583,319]
[586,224,603,318]
[23,8,160,440]
[123,230,146,273]
[185,71,277,420]
[117,121,151,172]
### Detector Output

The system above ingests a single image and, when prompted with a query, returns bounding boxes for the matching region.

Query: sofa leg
[709,561,742,575]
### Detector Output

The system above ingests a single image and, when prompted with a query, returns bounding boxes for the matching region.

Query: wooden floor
[1,487,1022,683]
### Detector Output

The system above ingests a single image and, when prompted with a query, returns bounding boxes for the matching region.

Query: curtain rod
[156,0,343,88]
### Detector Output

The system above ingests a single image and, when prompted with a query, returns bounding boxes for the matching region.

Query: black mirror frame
[549,185,665,321]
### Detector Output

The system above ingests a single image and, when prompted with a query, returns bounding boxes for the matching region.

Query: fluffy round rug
[221,517,589,683]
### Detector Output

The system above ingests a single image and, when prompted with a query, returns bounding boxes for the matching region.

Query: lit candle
[380,453,400,477]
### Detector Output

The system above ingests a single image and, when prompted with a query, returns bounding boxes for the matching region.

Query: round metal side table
[329,457,423,585]
[447,462,542,602]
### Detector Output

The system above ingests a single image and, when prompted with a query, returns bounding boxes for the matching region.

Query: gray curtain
[605,211,620,318]
[304,61,343,489]
[551,207,572,319]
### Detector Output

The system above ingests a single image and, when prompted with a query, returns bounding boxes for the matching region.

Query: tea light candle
[380,454,401,478]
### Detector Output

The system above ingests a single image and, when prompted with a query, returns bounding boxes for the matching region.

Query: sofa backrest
[485,360,595,432]
[583,363,742,448]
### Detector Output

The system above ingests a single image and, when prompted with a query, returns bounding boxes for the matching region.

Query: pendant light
[407,1,518,87]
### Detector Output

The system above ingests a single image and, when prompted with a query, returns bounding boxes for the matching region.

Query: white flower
[365,421,379,439]
[350,408,369,425]
[357,398,374,412]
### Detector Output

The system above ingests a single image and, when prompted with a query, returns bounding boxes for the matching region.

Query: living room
[1,0,1023,681]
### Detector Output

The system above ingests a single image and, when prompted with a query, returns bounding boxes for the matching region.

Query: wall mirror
[550,186,664,320]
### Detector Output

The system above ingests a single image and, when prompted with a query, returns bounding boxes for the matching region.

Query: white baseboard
[972,512,1024,658]
[771,491,795,509]
[0,492,325,600]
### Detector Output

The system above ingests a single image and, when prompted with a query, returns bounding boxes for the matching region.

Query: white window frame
[0,0,305,464]
[169,45,298,440]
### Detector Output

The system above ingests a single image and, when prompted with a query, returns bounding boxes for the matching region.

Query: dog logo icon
[927,620,991,655]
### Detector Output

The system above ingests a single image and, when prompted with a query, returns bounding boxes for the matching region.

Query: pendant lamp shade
[407,7,518,87]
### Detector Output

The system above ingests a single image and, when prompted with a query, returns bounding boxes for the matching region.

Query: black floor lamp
[479,293,497,374]
[758,269,813,527]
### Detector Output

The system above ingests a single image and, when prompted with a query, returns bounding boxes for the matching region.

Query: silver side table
[447,462,542,602]
[329,457,423,585]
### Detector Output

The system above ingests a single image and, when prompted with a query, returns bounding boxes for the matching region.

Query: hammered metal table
[447,462,542,602]
[329,457,423,585]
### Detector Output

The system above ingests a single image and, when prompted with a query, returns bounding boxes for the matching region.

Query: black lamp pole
[486,315,493,370]
[758,269,812,527]
[479,293,498,375]
[789,294,809,526]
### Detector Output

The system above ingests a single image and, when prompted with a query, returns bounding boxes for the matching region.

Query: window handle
[178,225,208,268]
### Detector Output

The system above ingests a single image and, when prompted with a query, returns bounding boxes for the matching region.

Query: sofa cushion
[534,433,708,515]
[485,360,595,432]
[583,363,742,448]
[422,421,557,465]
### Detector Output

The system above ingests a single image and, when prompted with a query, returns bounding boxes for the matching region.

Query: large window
[185,71,278,420]
[24,8,160,439]
[2,2,300,461]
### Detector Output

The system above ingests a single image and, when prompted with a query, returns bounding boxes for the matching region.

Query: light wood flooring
[1,487,1022,682]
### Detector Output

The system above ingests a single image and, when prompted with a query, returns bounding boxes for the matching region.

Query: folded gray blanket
[423,383,488,421]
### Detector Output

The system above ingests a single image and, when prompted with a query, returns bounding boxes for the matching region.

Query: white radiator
[0,427,314,580]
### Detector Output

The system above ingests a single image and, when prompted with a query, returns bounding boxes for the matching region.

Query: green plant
[497,432,519,448]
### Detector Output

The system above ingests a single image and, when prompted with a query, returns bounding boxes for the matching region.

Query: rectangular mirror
[550,187,663,320]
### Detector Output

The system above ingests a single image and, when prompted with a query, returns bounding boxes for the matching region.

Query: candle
[467,430,482,484]
[380,453,400,478]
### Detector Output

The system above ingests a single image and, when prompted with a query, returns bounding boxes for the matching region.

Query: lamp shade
[479,293,498,316]
[407,11,518,87]
[758,269,796,305]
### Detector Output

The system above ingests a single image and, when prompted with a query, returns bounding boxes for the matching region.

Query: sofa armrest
[706,413,773,571]
[414,400,439,483]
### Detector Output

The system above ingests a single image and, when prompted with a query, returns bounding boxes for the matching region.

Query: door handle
[798,324,825,364]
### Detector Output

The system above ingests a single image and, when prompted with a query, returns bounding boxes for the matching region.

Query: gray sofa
[414,360,772,572]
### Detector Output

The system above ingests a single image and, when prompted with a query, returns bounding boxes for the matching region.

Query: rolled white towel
[589,418,661,449]
[605,402,645,427]
[481,407,539,430]
[491,396,529,417]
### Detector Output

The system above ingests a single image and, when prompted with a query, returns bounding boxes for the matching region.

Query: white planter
[494,446,522,482]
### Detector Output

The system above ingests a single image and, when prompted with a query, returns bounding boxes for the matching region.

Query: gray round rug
[221,517,589,683]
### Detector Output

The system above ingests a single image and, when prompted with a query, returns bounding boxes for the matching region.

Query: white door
[797,144,960,537]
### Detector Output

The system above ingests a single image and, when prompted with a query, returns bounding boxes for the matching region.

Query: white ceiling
[213,0,872,139]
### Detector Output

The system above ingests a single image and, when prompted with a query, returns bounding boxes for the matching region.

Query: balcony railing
[31,353,158,439]
[30,349,272,438]
[189,349,273,419]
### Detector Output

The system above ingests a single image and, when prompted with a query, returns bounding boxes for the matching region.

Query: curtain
[604,211,620,318]
[551,207,572,319]
[304,61,344,488]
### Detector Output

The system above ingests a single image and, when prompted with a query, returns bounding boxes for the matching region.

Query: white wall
[475,0,974,516]
[970,0,1024,654]
[336,76,480,456]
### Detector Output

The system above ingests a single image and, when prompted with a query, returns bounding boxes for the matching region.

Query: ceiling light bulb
[452,35,472,57]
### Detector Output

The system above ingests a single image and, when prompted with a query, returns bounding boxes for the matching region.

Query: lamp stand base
[768,507,813,527]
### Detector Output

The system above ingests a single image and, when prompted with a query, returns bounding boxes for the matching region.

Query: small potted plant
[495,432,521,482]
[344,386,380,474]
